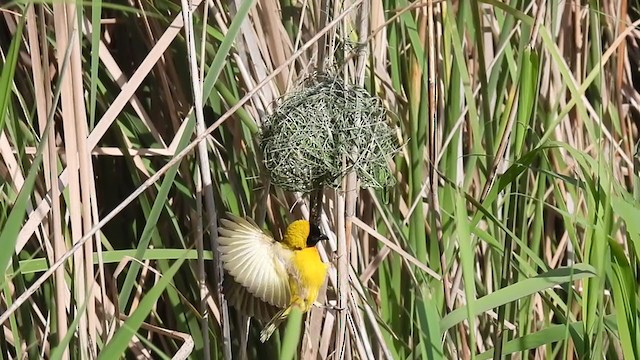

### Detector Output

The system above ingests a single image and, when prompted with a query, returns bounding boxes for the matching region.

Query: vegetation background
[1,0,640,359]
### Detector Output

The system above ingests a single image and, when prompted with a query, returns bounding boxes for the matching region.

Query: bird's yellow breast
[294,248,328,288]
[289,247,328,311]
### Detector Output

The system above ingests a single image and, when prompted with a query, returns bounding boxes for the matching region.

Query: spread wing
[223,274,281,322]
[218,213,291,308]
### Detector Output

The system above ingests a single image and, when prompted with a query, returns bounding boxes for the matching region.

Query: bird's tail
[260,306,291,342]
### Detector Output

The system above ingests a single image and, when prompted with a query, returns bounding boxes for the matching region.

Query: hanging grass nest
[260,73,398,193]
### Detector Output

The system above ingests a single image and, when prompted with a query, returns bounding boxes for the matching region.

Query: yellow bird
[217,213,329,342]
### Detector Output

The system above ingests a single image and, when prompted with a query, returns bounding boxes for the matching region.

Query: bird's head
[283,220,329,250]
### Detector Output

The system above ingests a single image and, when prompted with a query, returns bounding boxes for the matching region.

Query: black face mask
[307,224,329,247]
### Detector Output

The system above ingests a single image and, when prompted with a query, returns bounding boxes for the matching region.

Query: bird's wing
[223,273,280,322]
[218,213,292,308]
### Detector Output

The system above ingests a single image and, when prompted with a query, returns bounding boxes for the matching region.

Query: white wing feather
[223,274,280,321]
[218,214,292,308]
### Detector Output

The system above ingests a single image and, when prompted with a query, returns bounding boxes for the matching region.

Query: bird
[217,212,329,342]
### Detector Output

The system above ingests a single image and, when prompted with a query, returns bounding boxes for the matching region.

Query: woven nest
[260,73,398,193]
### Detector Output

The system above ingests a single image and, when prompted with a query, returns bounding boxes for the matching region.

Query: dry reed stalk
[53,4,84,358]
[338,2,372,357]
[193,167,208,356]
[255,0,291,90]
[335,161,350,359]
[23,5,50,263]
[65,3,100,353]
[347,277,373,359]
[23,8,54,306]
[424,0,450,315]
[319,309,336,357]
[43,8,69,360]
[25,4,66,358]
[181,0,230,358]
[332,4,365,356]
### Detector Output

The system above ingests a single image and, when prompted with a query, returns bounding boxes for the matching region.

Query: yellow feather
[282,220,310,249]
[290,248,328,311]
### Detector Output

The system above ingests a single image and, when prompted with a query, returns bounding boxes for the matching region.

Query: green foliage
[0,9,27,277]
[1,0,639,358]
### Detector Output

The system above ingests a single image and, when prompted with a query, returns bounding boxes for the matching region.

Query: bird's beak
[307,224,329,246]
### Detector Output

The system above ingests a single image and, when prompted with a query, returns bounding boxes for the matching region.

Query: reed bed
[1,0,640,359]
